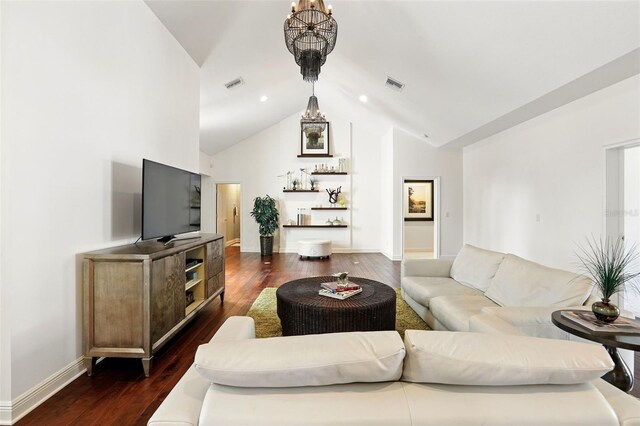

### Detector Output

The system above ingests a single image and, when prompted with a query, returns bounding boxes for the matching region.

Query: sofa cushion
[450,244,505,291]
[401,331,613,385]
[429,295,499,331]
[194,330,405,388]
[484,254,593,307]
[401,381,619,426]
[401,276,483,307]
[200,382,412,426]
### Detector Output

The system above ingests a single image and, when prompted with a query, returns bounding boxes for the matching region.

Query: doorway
[402,177,440,260]
[216,183,241,247]
[605,140,640,317]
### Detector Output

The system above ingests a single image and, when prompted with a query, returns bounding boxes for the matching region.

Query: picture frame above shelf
[301,121,330,156]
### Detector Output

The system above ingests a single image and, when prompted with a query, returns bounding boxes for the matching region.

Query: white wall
[379,128,394,258]
[464,75,640,271]
[211,106,383,253]
[0,1,8,417]
[199,152,215,234]
[0,0,199,419]
[210,113,464,260]
[404,222,434,252]
[392,128,464,259]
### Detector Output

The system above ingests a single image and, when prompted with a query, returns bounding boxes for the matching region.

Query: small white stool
[298,240,332,260]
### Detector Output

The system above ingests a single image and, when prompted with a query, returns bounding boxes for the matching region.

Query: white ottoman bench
[298,240,332,260]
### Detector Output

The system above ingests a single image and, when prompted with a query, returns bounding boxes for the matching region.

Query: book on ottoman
[320,282,361,292]
[318,288,363,300]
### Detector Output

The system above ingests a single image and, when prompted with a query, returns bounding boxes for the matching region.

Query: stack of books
[319,282,362,300]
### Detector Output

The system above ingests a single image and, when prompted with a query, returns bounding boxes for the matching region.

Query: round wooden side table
[552,310,640,392]
[276,276,396,336]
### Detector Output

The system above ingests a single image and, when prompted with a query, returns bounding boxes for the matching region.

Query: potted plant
[250,195,279,256]
[576,236,640,322]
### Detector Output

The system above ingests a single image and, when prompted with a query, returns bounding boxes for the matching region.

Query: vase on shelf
[592,299,620,323]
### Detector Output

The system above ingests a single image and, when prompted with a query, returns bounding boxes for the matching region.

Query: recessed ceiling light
[260,95,268,102]
[359,95,368,103]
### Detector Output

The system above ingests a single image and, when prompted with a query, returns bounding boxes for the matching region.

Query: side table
[551,310,640,392]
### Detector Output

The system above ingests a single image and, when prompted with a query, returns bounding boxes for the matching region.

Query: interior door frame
[215,182,242,247]
[400,176,441,260]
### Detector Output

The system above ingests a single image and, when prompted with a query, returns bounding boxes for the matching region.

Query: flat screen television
[142,159,201,243]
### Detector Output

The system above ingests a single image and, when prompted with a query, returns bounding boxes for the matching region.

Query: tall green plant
[576,236,640,301]
[250,195,279,236]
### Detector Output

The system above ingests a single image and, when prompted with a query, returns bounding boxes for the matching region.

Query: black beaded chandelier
[301,83,326,122]
[284,0,337,83]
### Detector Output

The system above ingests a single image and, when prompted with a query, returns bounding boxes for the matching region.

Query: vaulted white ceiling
[146,1,640,155]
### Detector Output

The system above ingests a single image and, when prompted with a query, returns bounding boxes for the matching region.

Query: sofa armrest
[592,379,640,426]
[147,317,256,426]
[210,316,256,343]
[479,306,588,339]
[401,258,453,278]
[147,365,209,426]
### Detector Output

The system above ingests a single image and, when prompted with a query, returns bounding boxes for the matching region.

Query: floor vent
[225,77,245,90]
[385,76,405,91]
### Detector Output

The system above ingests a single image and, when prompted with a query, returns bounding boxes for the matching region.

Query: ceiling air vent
[224,77,245,90]
[385,76,405,92]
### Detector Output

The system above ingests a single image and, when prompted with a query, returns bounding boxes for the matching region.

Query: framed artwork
[300,121,330,156]
[403,180,434,221]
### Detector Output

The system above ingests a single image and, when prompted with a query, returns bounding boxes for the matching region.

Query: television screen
[142,159,201,242]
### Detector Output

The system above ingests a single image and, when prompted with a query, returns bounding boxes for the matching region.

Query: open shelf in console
[185,246,205,315]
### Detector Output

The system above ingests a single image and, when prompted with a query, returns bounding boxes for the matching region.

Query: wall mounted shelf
[297,154,333,158]
[311,172,347,175]
[283,189,319,193]
[311,207,348,210]
[283,224,348,228]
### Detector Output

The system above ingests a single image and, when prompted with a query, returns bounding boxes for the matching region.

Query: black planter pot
[260,235,274,256]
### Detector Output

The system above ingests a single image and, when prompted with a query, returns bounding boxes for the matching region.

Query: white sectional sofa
[148,316,640,426]
[401,244,599,339]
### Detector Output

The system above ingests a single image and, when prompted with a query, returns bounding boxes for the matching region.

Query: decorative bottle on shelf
[297,209,303,226]
[338,158,346,173]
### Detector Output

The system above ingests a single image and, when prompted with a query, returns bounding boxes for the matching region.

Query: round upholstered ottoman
[298,240,332,260]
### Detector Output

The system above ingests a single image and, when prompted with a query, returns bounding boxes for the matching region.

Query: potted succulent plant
[250,195,279,256]
[576,236,640,322]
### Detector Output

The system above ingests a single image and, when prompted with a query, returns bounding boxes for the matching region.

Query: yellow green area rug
[246,288,429,338]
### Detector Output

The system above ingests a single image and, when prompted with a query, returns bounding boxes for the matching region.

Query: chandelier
[284,0,338,83]
[301,83,326,146]
[301,83,325,122]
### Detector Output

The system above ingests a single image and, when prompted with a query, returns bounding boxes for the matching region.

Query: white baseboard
[381,251,402,261]
[332,248,379,254]
[277,247,380,254]
[1,357,86,425]
[0,401,11,425]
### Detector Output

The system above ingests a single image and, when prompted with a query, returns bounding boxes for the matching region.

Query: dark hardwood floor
[16,247,640,425]
[17,247,401,425]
